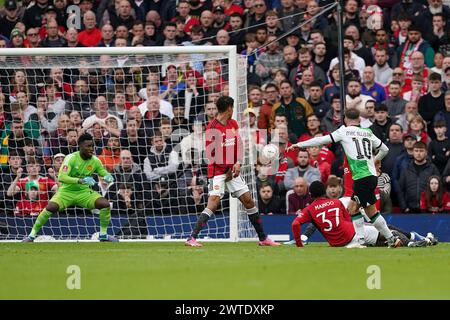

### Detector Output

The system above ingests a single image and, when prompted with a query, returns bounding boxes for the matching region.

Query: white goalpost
[0,46,257,242]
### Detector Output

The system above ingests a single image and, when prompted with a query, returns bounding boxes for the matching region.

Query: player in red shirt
[186,96,280,247]
[292,180,361,247]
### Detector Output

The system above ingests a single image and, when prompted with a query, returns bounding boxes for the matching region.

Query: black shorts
[351,175,378,208]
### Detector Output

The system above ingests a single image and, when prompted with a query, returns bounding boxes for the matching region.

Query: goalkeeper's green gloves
[81,177,96,186]
[104,174,114,184]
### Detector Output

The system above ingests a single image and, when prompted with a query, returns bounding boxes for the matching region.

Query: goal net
[0,46,257,242]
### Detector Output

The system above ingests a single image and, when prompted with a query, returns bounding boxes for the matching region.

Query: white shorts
[346,225,380,247]
[363,225,380,246]
[208,174,249,199]
[339,196,351,209]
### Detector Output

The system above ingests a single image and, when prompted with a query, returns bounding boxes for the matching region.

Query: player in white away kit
[287,108,401,248]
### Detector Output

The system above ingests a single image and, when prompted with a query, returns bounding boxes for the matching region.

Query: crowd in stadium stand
[1,0,450,223]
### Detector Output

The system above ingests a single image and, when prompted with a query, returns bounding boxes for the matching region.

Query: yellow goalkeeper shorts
[49,189,103,211]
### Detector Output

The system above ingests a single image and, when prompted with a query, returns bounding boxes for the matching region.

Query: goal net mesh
[0,49,257,241]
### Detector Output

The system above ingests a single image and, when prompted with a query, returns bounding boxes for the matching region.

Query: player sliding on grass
[287,108,401,248]
[292,181,362,248]
[185,96,280,247]
[23,133,117,242]
[292,181,438,248]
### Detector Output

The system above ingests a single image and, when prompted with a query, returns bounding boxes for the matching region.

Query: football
[260,144,279,164]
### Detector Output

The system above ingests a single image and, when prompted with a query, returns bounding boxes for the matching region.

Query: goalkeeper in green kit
[23,133,118,242]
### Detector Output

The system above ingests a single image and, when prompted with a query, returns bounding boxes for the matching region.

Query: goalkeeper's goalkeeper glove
[81,177,96,186]
[104,174,114,184]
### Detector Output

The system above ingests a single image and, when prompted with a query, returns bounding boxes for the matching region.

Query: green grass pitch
[1,242,449,300]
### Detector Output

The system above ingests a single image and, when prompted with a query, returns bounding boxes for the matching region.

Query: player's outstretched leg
[238,192,280,246]
[410,231,426,241]
[347,200,366,245]
[353,177,400,248]
[387,224,411,239]
[185,208,213,247]
[366,207,400,248]
[186,196,220,247]
[95,198,118,242]
[23,202,59,242]
[388,226,438,246]
[426,232,438,245]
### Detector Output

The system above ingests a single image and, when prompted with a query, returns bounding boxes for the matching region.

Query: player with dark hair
[292,181,359,248]
[185,96,280,247]
[23,133,117,242]
[292,181,438,248]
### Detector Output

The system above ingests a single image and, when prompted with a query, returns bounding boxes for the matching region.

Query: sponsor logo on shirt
[222,138,236,147]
